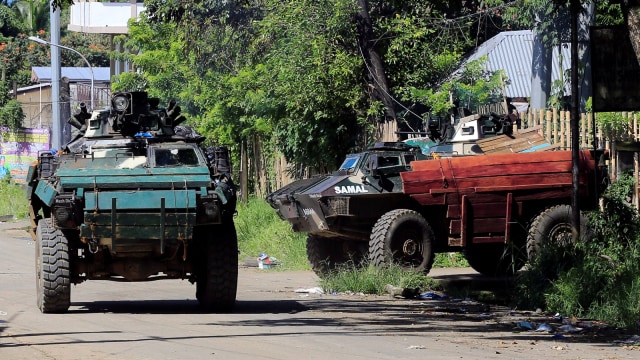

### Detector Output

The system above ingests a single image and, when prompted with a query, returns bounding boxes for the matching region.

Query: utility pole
[570,0,581,241]
[50,5,62,151]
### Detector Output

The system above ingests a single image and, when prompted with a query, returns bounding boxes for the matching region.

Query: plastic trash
[419,292,448,300]
[257,253,277,269]
[623,335,640,345]
[516,321,535,330]
[536,323,554,333]
[294,287,324,294]
[558,324,582,333]
[552,333,567,340]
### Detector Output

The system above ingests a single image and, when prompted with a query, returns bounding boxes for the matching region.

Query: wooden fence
[520,108,640,208]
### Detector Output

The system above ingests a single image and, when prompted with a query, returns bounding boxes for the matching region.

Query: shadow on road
[69,299,309,315]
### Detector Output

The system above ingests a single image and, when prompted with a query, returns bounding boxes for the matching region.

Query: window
[378,156,400,168]
[154,148,200,167]
[339,155,361,171]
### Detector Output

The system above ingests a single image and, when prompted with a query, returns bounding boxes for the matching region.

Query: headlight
[197,198,221,224]
[53,206,71,224]
[112,94,130,112]
[204,203,220,220]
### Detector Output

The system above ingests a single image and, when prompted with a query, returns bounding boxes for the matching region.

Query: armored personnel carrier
[267,141,606,277]
[26,92,237,313]
[266,142,431,275]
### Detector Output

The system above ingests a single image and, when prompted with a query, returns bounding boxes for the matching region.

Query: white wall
[68,1,146,34]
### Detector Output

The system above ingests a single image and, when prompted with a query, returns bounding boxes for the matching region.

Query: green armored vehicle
[27,92,237,313]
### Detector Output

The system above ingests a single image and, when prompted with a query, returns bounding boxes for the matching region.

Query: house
[453,30,572,113]
[14,67,111,130]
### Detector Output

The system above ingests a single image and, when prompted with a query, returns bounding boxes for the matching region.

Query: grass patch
[319,262,440,295]
[235,197,309,270]
[0,180,29,219]
[433,252,469,268]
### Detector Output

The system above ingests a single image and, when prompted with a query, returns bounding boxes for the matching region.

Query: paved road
[1,220,638,360]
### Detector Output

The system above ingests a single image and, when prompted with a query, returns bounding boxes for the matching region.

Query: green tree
[0,4,27,40]
[0,81,25,129]
[134,1,537,176]
[137,0,370,171]
[12,0,49,33]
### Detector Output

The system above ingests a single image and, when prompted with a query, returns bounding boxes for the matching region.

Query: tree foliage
[132,1,525,174]
[12,0,49,34]
[0,81,24,129]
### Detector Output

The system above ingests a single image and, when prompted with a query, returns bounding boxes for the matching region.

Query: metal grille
[327,197,350,216]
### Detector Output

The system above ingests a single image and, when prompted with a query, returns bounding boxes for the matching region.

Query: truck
[266,142,607,277]
[26,92,238,313]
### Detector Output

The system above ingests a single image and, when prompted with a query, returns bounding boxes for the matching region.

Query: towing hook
[88,237,99,254]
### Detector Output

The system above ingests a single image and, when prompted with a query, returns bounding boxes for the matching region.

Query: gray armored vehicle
[266,142,430,275]
[26,92,237,313]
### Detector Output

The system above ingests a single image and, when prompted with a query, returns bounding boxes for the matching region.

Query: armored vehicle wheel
[306,235,366,277]
[35,218,71,313]
[463,242,526,276]
[196,223,238,312]
[527,204,589,259]
[369,209,434,273]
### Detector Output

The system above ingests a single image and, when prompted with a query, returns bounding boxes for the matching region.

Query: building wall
[68,1,145,34]
[16,87,53,129]
[0,127,50,182]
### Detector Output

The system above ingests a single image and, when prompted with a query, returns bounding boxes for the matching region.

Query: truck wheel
[463,242,526,276]
[35,218,71,313]
[527,204,589,259]
[369,209,435,273]
[306,235,366,277]
[196,223,238,312]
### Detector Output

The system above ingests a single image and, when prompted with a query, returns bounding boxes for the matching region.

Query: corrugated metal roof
[31,67,111,83]
[455,30,571,98]
[9,83,52,94]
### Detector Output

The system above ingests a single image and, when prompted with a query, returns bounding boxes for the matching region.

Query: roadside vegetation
[319,263,439,296]
[516,173,640,329]
[235,197,309,270]
[0,180,28,219]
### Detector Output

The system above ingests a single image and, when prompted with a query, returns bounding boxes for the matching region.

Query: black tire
[35,218,71,313]
[306,235,366,277]
[527,204,589,259]
[196,223,238,312]
[463,242,526,276]
[369,209,435,273]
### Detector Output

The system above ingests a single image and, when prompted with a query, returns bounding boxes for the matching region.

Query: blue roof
[31,67,111,83]
[453,30,571,98]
